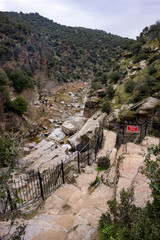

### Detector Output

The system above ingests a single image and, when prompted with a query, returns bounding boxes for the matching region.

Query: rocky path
[23,132,159,240]
[1,129,159,240]
[24,163,114,240]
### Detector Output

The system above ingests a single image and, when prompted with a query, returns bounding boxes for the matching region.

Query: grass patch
[96,166,108,172]
[115,84,131,104]
[88,176,100,194]
[90,176,99,186]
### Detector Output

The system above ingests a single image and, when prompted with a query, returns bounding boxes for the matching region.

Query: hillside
[0,12,159,138]
[87,21,160,137]
[1,11,133,86]
[0,11,133,135]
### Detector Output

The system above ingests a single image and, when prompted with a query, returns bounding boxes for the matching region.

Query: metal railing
[0,121,103,216]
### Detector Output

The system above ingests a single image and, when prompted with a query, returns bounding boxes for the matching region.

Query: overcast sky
[0,0,160,39]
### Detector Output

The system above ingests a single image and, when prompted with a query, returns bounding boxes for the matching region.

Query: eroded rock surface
[24,164,114,240]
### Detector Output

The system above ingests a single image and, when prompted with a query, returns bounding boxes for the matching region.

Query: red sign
[127,125,138,133]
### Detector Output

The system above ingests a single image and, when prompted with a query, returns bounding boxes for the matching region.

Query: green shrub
[10,70,33,93]
[108,71,121,83]
[0,134,18,167]
[148,54,160,64]
[105,84,115,99]
[91,80,102,90]
[148,65,157,75]
[0,86,11,105]
[133,53,148,63]
[124,79,135,93]
[0,68,8,85]
[131,41,142,55]
[143,74,156,86]
[101,100,111,114]
[11,96,28,115]
[97,156,110,169]
[132,83,150,102]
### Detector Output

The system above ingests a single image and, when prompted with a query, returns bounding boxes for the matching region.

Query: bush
[105,84,115,99]
[133,53,148,63]
[101,100,111,114]
[0,134,18,167]
[0,86,11,105]
[144,74,156,86]
[10,70,33,93]
[91,80,102,90]
[132,83,150,102]
[148,54,160,64]
[97,156,110,169]
[108,71,121,84]
[124,79,135,93]
[131,41,142,55]
[148,65,157,75]
[0,68,8,85]
[11,96,28,115]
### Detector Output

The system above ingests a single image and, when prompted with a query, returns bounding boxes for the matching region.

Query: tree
[0,68,8,85]
[11,96,28,115]
[124,79,135,93]
[10,70,33,93]
[106,84,115,99]
[101,100,111,114]
[108,71,121,84]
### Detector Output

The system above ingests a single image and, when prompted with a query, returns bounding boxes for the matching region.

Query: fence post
[145,122,147,136]
[100,127,103,149]
[78,152,80,173]
[95,144,97,162]
[61,161,65,184]
[122,122,125,144]
[7,189,15,212]
[140,126,142,142]
[38,170,44,200]
[87,144,90,166]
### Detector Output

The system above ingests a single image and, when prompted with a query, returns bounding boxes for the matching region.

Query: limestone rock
[116,142,151,207]
[62,120,77,135]
[69,111,105,150]
[28,142,36,149]
[22,140,71,172]
[77,110,106,141]
[101,164,117,187]
[68,133,81,151]
[138,97,160,114]
[23,147,30,155]
[67,116,86,131]
[48,119,54,123]
[97,130,117,165]
[48,128,66,142]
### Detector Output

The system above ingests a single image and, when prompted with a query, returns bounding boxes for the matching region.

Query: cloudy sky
[0,0,160,39]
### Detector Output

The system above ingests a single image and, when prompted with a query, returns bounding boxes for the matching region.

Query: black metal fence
[0,122,103,216]
[116,121,148,149]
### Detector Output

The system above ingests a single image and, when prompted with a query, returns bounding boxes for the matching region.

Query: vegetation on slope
[1,11,133,86]
[90,21,160,113]
[98,144,160,240]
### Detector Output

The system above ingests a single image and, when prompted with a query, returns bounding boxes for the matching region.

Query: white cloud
[0,0,7,11]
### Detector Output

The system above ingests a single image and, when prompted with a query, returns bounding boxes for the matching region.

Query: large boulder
[83,96,100,118]
[22,140,72,173]
[67,116,86,131]
[48,128,66,142]
[68,111,106,150]
[62,121,77,135]
[138,97,160,115]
